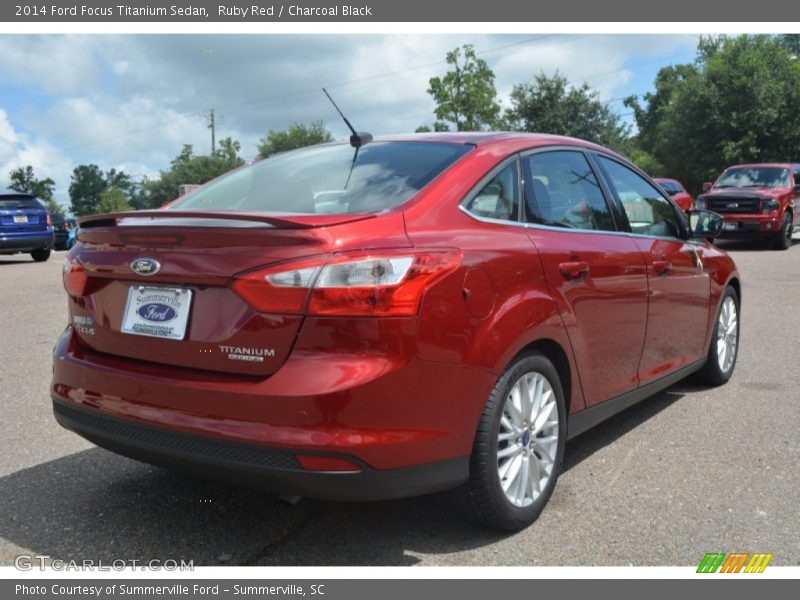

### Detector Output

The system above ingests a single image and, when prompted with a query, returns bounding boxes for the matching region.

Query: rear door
[594,154,711,383]
[521,149,649,407]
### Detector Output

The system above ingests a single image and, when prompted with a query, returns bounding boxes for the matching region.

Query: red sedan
[655,177,694,212]
[53,133,740,530]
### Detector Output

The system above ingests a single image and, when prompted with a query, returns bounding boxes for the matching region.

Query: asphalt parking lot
[0,242,798,567]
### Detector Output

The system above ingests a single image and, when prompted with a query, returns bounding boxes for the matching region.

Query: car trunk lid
[68,210,409,376]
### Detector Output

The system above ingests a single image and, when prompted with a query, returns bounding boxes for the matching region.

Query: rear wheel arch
[511,339,573,415]
[726,277,741,307]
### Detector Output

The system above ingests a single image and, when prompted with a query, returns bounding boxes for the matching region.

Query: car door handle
[558,261,590,280]
[652,260,672,275]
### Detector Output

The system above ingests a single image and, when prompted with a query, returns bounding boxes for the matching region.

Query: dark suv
[0,190,54,261]
[696,163,800,249]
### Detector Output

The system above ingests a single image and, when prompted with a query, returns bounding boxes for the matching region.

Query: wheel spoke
[500,414,518,434]
[515,457,530,503]
[505,399,524,428]
[517,376,530,420]
[498,430,516,442]
[498,444,522,460]
[533,400,557,433]
[501,454,523,492]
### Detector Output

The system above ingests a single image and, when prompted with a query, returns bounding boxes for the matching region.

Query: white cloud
[0,34,698,211]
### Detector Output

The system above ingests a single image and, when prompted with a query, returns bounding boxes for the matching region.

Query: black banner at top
[1,0,796,22]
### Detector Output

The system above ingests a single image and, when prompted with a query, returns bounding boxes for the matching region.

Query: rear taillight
[231,250,460,316]
[46,212,52,226]
[63,257,88,297]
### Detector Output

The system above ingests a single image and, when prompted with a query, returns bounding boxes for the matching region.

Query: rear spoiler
[78,210,375,230]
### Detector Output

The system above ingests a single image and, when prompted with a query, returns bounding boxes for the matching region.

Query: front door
[595,155,711,384]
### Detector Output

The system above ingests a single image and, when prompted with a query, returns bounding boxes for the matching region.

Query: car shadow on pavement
[0,387,689,567]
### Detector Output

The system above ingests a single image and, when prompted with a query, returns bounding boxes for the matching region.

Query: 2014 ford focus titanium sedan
[52,133,740,530]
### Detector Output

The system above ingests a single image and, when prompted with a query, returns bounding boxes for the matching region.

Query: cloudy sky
[0,34,699,208]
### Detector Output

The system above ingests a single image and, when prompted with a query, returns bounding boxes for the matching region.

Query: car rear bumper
[52,397,468,501]
[52,325,493,495]
[0,231,53,252]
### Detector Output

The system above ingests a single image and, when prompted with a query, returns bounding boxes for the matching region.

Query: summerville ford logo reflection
[137,303,177,322]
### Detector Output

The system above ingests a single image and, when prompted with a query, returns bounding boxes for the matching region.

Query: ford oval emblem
[131,257,161,276]
[137,303,177,322]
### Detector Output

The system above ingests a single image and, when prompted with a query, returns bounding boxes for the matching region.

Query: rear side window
[463,162,520,222]
[522,151,616,232]
[597,156,682,239]
[169,141,472,215]
[0,195,44,210]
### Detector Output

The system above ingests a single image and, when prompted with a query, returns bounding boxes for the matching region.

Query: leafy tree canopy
[626,35,800,194]
[505,72,628,149]
[427,44,501,131]
[140,137,245,208]
[257,120,333,159]
[7,166,63,216]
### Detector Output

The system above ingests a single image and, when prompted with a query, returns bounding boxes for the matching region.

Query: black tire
[454,351,567,531]
[773,213,792,250]
[30,248,51,262]
[694,286,739,386]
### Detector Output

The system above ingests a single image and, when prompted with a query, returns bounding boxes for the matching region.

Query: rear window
[657,180,683,195]
[169,141,473,215]
[0,195,44,210]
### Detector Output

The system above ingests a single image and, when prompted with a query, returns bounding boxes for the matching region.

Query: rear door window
[522,150,616,232]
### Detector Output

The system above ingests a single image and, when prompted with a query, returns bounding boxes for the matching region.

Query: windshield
[169,141,473,215]
[715,167,790,189]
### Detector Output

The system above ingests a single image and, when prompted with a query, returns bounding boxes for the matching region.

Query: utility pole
[207,108,216,154]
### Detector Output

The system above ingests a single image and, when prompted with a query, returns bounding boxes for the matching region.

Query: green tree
[256,120,333,159]
[427,44,501,131]
[142,137,245,208]
[505,72,628,149]
[69,165,109,216]
[7,166,61,216]
[69,165,137,216]
[781,34,800,56]
[627,35,800,194]
[415,122,450,133]
[96,186,131,213]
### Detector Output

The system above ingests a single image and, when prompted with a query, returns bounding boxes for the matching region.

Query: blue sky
[0,34,699,208]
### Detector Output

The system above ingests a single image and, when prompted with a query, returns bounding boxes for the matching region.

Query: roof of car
[373,132,625,159]
[724,163,799,169]
[0,188,35,197]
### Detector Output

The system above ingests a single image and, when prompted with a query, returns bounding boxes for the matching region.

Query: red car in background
[696,163,800,250]
[53,133,740,530]
[655,178,694,212]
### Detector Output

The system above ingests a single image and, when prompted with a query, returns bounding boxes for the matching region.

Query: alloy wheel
[716,296,738,374]
[497,371,559,508]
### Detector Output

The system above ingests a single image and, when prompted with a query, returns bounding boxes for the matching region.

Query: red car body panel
[52,133,740,500]
[654,178,694,212]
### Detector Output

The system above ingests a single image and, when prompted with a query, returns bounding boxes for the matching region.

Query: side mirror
[702,182,713,193]
[688,209,723,240]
